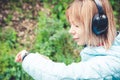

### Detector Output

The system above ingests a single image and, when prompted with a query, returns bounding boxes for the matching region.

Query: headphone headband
[94,0,104,14]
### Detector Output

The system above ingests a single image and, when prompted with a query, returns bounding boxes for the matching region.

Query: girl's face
[69,23,84,45]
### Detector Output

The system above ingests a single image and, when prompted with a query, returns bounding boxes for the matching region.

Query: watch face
[21,51,29,61]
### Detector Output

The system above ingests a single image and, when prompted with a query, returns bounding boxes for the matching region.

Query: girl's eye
[75,25,79,27]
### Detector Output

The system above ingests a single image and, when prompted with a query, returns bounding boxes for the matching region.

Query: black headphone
[92,0,108,35]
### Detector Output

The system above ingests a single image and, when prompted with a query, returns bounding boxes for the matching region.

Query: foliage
[0,0,120,80]
[0,27,33,80]
[31,11,81,64]
[0,27,17,48]
[110,0,120,29]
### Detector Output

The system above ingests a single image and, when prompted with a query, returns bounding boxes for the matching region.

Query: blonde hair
[66,0,116,49]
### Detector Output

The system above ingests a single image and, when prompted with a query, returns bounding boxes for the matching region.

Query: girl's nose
[69,27,76,35]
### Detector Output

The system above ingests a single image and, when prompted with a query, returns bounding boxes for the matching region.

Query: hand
[15,50,28,63]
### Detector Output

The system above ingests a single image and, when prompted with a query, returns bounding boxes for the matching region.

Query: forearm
[22,53,120,80]
[22,53,66,80]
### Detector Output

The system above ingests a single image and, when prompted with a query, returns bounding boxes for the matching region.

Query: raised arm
[22,53,120,80]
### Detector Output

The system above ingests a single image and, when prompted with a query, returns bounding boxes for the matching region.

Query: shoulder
[80,46,105,61]
[113,31,120,46]
[80,44,120,62]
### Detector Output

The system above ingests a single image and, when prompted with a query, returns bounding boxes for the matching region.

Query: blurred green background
[0,0,120,80]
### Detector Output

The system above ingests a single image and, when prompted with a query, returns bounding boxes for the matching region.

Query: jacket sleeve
[22,53,120,80]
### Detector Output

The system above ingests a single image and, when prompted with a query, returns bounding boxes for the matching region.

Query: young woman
[15,0,120,80]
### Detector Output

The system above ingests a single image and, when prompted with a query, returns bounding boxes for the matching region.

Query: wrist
[21,50,29,61]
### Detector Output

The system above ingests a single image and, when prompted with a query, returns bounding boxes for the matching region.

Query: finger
[15,50,27,62]
[15,53,21,62]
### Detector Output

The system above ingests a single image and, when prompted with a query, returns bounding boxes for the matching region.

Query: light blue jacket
[22,33,120,80]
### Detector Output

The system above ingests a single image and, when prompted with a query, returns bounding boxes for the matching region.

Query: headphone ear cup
[92,13,108,35]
